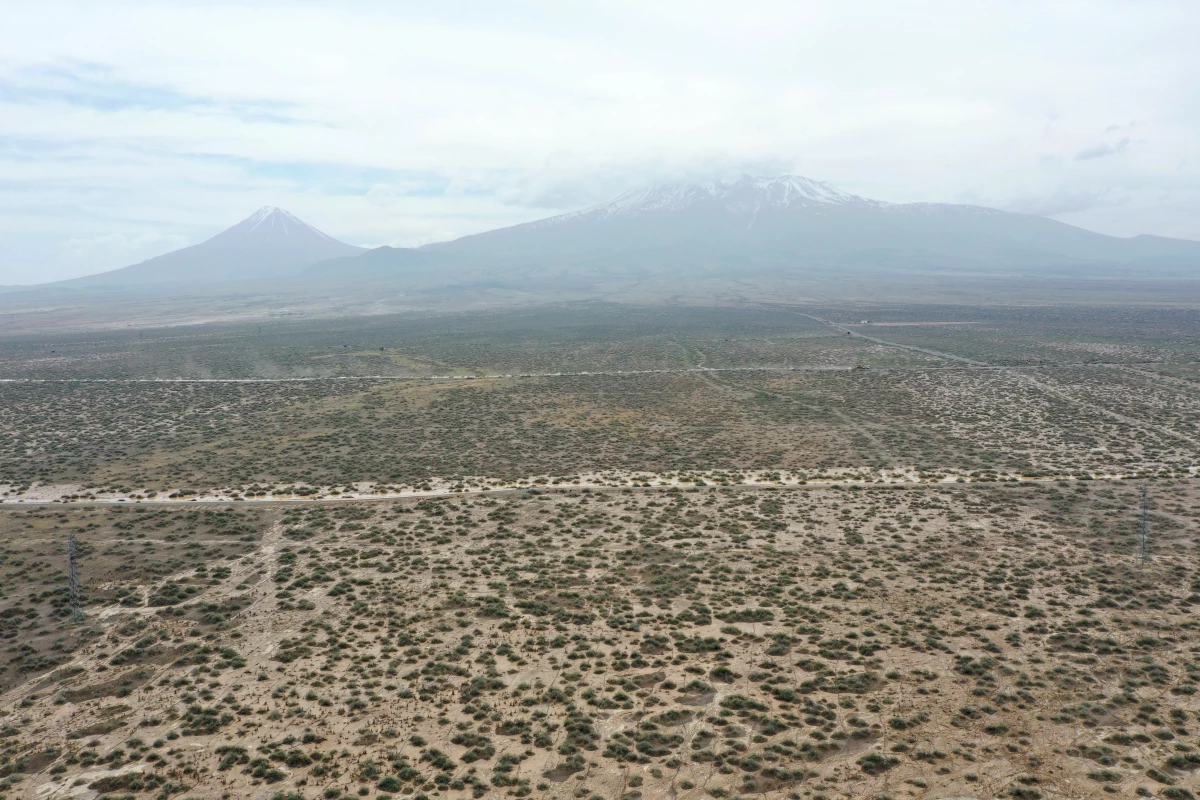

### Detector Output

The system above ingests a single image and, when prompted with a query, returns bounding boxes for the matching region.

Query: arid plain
[1,303,1198,800]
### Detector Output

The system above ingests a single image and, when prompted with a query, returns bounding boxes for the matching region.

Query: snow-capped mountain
[304,173,1200,289]
[543,175,875,225]
[63,207,364,287]
[536,174,1023,229]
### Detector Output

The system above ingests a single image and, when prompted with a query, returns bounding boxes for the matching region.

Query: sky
[2,0,1198,284]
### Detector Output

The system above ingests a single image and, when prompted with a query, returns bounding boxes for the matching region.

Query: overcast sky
[2,0,1198,283]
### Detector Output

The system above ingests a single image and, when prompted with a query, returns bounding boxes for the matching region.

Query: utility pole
[68,531,84,623]
[1139,484,1151,565]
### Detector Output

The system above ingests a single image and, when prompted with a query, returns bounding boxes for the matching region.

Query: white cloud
[1002,187,1122,217]
[0,0,1198,282]
[365,185,399,208]
[1075,137,1133,161]
[62,231,191,270]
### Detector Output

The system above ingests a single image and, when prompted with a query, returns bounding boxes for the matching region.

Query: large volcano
[303,174,1200,290]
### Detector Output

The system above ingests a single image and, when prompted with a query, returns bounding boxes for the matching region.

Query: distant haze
[2,1,1199,283]
[25,176,1200,297]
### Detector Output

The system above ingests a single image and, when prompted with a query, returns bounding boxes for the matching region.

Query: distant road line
[790,311,991,366]
[791,309,1200,448]
[2,470,1182,509]
[0,365,931,383]
[1,362,1186,384]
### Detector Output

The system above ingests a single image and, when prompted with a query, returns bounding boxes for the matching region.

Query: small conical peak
[205,205,348,247]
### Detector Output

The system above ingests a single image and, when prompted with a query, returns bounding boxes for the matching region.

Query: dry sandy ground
[5,464,1195,509]
[2,479,1199,800]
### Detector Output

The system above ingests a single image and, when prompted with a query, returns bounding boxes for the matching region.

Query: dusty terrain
[2,305,1198,496]
[1,301,1199,800]
[1,479,1198,800]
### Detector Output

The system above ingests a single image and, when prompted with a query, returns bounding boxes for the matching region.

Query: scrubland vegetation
[3,483,1199,800]
[0,302,1197,800]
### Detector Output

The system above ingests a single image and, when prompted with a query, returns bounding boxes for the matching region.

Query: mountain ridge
[354,174,1199,288]
[27,176,1200,295]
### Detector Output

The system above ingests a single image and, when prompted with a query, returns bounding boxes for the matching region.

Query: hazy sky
[2,0,1198,283]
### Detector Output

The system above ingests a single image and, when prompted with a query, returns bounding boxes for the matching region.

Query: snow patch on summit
[219,207,344,245]
[535,174,881,226]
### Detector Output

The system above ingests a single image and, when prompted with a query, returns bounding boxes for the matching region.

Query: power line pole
[68,531,84,624]
[1139,484,1151,565]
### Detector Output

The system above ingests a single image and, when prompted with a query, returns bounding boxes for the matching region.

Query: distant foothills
[18,175,1200,294]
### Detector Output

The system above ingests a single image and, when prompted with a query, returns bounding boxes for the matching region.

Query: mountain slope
[305,175,1200,289]
[62,207,365,288]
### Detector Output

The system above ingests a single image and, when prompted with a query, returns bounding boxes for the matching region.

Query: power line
[68,530,84,624]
